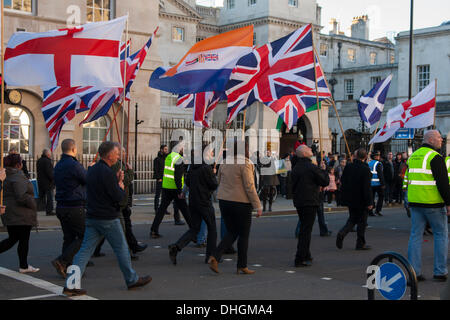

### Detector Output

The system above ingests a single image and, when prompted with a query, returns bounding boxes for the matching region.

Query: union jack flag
[176,91,224,127]
[225,24,320,123]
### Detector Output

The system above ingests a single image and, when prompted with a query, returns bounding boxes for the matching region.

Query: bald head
[424,130,443,150]
[296,145,313,158]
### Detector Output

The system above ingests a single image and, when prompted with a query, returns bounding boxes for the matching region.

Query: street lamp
[134,103,144,188]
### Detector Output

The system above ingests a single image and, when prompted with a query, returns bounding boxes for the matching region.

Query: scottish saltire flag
[358,74,392,127]
[149,26,253,95]
[225,24,315,123]
[177,92,224,127]
[5,16,127,88]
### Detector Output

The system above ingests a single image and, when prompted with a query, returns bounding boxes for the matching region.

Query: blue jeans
[407,207,448,276]
[68,218,139,287]
[197,220,207,244]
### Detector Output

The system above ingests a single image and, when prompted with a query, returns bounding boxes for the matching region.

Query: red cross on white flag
[4,16,127,88]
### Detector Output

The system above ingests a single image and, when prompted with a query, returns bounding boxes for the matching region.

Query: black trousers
[40,189,54,214]
[122,206,139,252]
[151,189,191,234]
[338,207,368,248]
[295,206,317,262]
[213,200,252,268]
[0,225,32,269]
[155,181,181,222]
[372,186,384,213]
[175,203,217,257]
[262,185,276,207]
[56,207,85,266]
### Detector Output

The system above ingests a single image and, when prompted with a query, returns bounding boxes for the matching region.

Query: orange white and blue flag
[149,25,253,95]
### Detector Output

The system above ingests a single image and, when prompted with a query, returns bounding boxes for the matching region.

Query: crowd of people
[0,129,449,297]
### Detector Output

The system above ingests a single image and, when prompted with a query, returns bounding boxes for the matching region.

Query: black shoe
[406,208,411,218]
[168,244,178,265]
[127,275,152,290]
[93,252,105,258]
[320,231,332,237]
[63,287,87,296]
[51,259,66,278]
[356,245,372,250]
[417,275,426,282]
[134,242,148,253]
[224,247,236,255]
[295,260,312,267]
[433,274,448,282]
[376,211,383,217]
[174,220,185,226]
[336,233,344,249]
[195,243,206,248]
[369,212,376,217]
[150,231,162,239]
[165,211,171,215]
[87,260,94,267]
[424,227,433,236]
[130,253,139,261]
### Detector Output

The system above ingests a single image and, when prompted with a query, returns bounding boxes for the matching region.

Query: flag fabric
[369,81,436,144]
[149,26,253,95]
[225,24,316,123]
[266,95,306,130]
[176,92,223,127]
[358,75,392,127]
[5,16,127,88]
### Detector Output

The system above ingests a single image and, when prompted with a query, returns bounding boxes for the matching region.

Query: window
[196,36,205,43]
[16,28,26,32]
[417,65,430,92]
[253,33,256,46]
[235,113,245,129]
[288,0,298,7]
[390,53,395,64]
[87,0,113,22]
[82,116,110,155]
[227,0,235,9]
[347,48,356,62]
[172,27,185,42]
[344,79,354,100]
[1,106,32,155]
[248,0,256,6]
[370,52,377,65]
[319,43,328,57]
[370,76,381,89]
[4,0,32,13]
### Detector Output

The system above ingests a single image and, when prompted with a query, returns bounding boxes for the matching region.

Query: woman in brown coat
[0,154,39,273]
[208,139,262,275]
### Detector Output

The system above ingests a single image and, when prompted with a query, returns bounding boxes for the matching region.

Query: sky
[196,0,450,41]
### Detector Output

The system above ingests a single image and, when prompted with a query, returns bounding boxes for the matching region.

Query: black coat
[341,159,373,208]
[54,154,87,207]
[153,152,166,180]
[36,155,54,192]
[382,159,394,184]
[291,157,329,208]
[185,164,218,207]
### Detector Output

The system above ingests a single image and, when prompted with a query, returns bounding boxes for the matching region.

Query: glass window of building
[82,116,110,155]
[344,79,354,100]
[417,65,430,91]
[248,0,256,6]
[319,43,328,57]
[227,0,235,9]
[370,76,381,88]
[347,48,356,62]
[87,0,113,22]
[4,0,32,13]
[1,106,32,154]
[370,52,377,65]
[390,53,395,64]
[172,27,185,42]
[288,0,298,7]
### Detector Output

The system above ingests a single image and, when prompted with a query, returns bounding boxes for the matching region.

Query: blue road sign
[377,262,407,300]
[394,128,414,139]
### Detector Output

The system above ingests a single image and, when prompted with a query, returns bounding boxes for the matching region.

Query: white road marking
[0,266,98,300]
[198,254,206,257]
[321,277,332,281]
[153,246,161,249]
[286,271,296,274]
[252,264,262,267]
[224,259,233,262]
[11,293,60,300]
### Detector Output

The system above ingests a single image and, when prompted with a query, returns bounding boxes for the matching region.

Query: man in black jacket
[291,145,329,267]
[36,149,55,216]
[336,148,373,250]
[153,145,168,213]
[382,152,394,204]
[51,139,87,277]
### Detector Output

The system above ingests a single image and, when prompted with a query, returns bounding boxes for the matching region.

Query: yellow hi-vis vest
[446,156,450,182]
[162,152,184,190]
[406,147,443,204]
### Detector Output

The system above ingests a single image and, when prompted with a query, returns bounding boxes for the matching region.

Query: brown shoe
[63,287,87,297]
[208,256,219,273]
[51,259,67,278]
[237,267,255,275]
[127,276,152,290]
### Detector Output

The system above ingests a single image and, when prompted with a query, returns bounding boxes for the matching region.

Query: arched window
[1,106,32,155]
[82,116,110,155]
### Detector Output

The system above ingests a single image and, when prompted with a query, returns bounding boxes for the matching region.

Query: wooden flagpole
[311,27,324,163]
[120,14,129,161]
[433,78,437,129]
[1,0,5,210]
[368,120,381,155]
[127,99,130,163]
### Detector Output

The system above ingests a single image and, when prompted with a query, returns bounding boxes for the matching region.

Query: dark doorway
[279,117,308,157]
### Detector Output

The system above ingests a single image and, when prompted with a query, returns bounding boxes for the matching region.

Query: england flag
[358,74,392,127]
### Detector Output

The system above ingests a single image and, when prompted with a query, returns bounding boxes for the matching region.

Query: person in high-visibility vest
[368,151,385,217]
[150,141,191,239]
[406,130,450,282]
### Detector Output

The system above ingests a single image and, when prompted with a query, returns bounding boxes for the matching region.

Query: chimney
[351,15,369,40]
[329,18,338,35]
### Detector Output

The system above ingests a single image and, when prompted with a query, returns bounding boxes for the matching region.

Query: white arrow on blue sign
[376,262,407,300]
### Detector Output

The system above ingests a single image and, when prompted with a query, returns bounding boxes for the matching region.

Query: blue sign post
[377,262,407,300]
[394,128,414,139]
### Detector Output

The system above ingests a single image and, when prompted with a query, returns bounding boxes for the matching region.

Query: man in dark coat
[36,149,54,216]
[153,144,168,213]
[291,145,329,267]
[382,152,394,204]
[336,148,373,250]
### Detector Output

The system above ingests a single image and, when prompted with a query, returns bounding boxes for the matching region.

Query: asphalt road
[0,206,448,300]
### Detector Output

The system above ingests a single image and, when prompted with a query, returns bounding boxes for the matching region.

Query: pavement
[1,197,448,301]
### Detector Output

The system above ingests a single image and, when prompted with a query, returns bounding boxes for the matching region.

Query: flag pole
[242,109,247,141]
[1,0,5,210]
[121,14,129,162]
[313,46,352,158]
[127,99,130,163]
[311,26,324,163]
[433,78,437,129]
[368,120,381,155]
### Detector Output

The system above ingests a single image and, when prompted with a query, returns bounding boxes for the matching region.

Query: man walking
[383,152,394,204]
[336,148,373,250]
[150,141,191,238]
[368,151,385,216]
[36,149,55,216]
[291,145,329,267]
[51,139,87,278]
[63,142,151,296]
[406,130,450,282]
